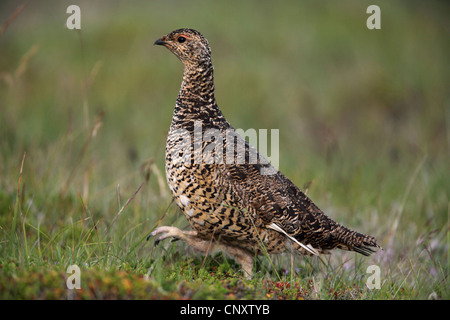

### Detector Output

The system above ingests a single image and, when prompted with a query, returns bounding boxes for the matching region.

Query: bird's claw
[146,226,181,246]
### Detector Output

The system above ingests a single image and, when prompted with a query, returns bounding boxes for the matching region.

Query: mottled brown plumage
[150,28,380,277]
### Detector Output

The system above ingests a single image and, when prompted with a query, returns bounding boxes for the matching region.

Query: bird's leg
[149,226,216,253]
[149,227,254,279]
[219,244,254,279]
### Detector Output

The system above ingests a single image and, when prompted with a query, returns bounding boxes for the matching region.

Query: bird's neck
[178,62,215,104]
[172,61,228,130]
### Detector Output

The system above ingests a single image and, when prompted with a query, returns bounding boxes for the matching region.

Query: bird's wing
[213,130,337,250]
[220,160,380,254]
[213,128,379,254]
[221,161,335,246]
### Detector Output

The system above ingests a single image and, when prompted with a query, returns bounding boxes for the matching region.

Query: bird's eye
[177,36,186,43]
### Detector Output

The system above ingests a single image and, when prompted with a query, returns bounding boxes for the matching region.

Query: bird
[149,28,380,278]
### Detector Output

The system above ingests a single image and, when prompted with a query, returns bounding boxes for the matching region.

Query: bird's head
[154,28,212,67]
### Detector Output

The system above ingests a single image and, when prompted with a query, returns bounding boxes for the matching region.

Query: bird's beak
[154,37,167,46]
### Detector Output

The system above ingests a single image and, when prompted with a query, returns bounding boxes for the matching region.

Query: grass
[0,0,449,300]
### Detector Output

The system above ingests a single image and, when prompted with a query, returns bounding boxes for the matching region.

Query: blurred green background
[0,0,448,299]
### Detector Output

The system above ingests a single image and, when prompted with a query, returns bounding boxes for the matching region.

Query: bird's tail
[332,224,381,256]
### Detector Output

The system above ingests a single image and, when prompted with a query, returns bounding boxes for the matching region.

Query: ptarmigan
[150,28,380,278]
